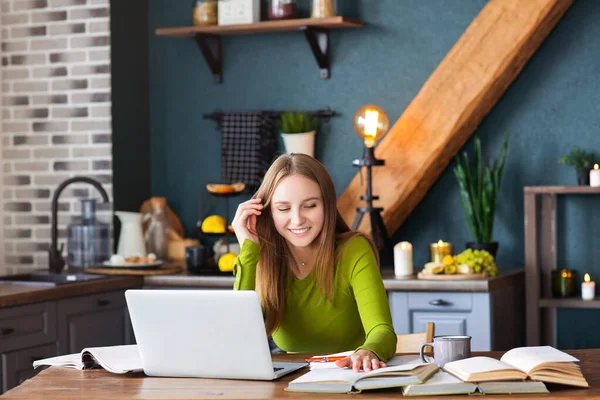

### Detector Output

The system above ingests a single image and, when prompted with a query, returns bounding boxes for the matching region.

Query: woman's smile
[289,227,311,236]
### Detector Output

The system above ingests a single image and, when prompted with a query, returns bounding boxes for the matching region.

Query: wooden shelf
[524,186,600,194]
[155,17,364,83]
[156,17,363,37]
[539,298,600,309]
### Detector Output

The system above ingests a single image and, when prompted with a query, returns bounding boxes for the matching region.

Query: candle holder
[552,269,576,298]
[429,240,453,264]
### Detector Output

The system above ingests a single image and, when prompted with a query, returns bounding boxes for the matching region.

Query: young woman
[231,153,397,372]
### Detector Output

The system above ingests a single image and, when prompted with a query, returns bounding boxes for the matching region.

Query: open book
[443,346,589,387]
[286,357,438,393]
[402,371,549,396]
[33,345,142,374]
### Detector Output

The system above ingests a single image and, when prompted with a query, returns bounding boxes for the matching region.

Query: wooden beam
[337,0,573,238]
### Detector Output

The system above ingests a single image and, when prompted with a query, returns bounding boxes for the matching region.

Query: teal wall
[149,0,600,349]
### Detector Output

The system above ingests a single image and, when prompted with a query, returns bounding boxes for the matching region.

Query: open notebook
[286,356,438,394]
[33,345,142,374]
[443,346,589,387]
[402,371,549,396]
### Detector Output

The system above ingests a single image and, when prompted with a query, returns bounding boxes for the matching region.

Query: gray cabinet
[57,290,130,354]
[389,286,523,351]
[0,289,132,394]
[0,303,58,393]
[1,343,57,393]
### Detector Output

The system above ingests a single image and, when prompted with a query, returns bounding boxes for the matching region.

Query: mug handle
[420,342,433,363]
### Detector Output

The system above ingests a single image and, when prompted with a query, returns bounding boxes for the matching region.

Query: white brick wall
[1,0,112,274]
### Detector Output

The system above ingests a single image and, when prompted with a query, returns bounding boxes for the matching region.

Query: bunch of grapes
[454,249,498,277]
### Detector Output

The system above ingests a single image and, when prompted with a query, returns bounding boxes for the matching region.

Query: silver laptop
[125,289,306,380]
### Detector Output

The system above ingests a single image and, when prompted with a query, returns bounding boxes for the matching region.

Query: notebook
[286,359,438,393]
[443,346,589,387]
[33,345,142,374]
[402,371,548,396]
[125,289,307,380]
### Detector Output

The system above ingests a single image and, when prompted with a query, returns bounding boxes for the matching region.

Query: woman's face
[270,174,325,249]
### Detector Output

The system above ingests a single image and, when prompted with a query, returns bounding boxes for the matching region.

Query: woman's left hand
[335,349,386,372]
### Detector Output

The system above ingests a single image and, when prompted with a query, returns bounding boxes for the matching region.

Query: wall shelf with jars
[155,16,364,83]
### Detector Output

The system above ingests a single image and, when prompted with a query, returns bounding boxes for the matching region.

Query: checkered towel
[217,112,278,191]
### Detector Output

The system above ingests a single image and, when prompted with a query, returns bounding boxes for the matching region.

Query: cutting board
[86,264,184,276]
[417,271,487,280]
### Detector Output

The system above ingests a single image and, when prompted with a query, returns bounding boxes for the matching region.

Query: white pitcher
[115,211,146,257]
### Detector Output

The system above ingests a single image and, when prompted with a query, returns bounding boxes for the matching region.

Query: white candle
[590,164,600,187]
[394,241,413,277]
[582,273,596,301]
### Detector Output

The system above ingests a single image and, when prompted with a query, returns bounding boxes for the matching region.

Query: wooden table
[2,351,599,399]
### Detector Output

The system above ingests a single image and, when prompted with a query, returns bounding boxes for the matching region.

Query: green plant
[558,147,596,174]
[278,112,317,134]
[453,133,509,244]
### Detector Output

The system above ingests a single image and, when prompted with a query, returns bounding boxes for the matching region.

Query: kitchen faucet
[49,176,110,273]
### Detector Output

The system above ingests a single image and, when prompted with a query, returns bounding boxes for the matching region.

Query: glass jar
[269,0,297,20]
[311,0,335,18]
[67,199,110,270]
[144,197,170,261]
[193,0,218,26]
[552,269,576,297]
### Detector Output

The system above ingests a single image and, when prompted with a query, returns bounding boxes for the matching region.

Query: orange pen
[305,356,348,363]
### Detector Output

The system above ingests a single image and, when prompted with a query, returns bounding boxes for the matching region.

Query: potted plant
[453,133,509,258]
[558,147,597,186]
[279,112,318,158]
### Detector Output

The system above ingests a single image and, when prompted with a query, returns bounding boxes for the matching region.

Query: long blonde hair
[253,154,377,334]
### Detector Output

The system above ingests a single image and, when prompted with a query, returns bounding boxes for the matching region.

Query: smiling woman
[231,154,397,373]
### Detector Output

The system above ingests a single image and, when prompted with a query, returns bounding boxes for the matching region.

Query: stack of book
[287,346,589,395]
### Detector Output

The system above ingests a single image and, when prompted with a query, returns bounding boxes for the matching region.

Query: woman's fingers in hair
[239,208,261,227]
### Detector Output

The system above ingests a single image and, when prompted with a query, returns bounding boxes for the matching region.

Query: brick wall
[1,0,112,274]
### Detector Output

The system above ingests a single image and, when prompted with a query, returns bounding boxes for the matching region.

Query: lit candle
[590,164,600,187]
[582,273,595,301]
[394,241,413,277]
[429,240,453,263]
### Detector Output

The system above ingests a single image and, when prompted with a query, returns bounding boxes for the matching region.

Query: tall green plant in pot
[453,133,509,257]
[279,112,318,158]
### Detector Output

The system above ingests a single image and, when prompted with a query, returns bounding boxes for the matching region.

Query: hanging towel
[217,112,278,191]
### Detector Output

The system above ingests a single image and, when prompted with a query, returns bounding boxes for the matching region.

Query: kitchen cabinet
[57,290,132,354]
[1,343,57,393]
[0,289,133,394]
[389,283,524,351]
[0,302,57,393]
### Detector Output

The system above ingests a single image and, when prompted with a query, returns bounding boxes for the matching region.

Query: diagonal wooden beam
[338,0,573,238]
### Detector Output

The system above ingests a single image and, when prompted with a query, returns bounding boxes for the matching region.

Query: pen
[305,356,348,363]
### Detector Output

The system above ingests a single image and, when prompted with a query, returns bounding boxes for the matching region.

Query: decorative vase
[115,211,146,257]
[281,130,316,157]
[577,168,591,186]
[466,241,499,258]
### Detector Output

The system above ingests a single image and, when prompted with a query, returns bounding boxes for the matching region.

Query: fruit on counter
[201,215,226,233]
[442,255,455,266]
[431,265,445,275]
[454,248,498,277]
[444,265,457,275]
[218,252,237,272]
[206,182,246,194]
[457,264,472,274]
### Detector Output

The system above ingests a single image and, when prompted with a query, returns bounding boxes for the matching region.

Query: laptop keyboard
[273,367,284,372]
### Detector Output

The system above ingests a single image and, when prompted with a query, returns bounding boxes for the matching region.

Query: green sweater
[233,235,397,362]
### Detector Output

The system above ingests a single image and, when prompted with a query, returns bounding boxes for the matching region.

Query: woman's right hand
[231,198,263,246]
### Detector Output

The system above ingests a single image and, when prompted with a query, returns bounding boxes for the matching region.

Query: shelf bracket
[303,27,330,79]
[194,34,222,84]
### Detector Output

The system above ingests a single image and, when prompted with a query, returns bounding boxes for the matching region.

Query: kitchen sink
[0,271,106,286]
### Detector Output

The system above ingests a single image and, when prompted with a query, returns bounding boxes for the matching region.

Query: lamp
[351,104,391,250]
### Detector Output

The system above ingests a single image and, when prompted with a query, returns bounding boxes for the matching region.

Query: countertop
[144,268,524,292]
[0,268,523,309]
[0,276,143,308]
